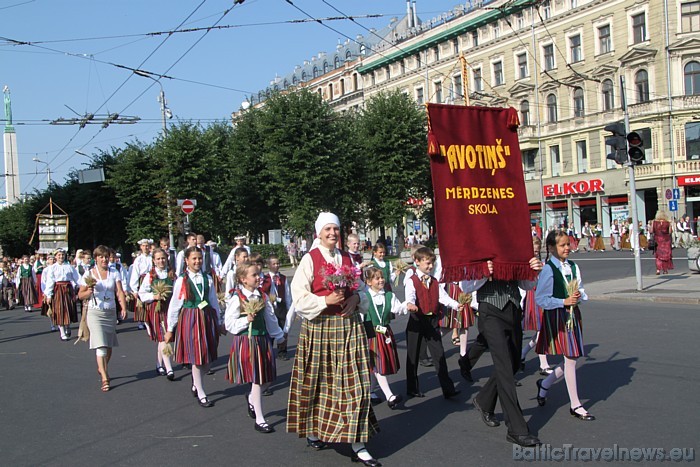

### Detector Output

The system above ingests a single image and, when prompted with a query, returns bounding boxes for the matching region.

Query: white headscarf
[314,212,340,235]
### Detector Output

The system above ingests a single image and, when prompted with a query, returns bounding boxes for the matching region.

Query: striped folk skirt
[174,307,219,366]
[51,282,78,326]
[536,306,584,358]
[439,305,476,329]
[19,277,38,307]
[287,314,379,443]
[568,235,579,250]
[145,301,168,342]
[227,334,276,385]
[368,326,400,376]
[522,289,542,332]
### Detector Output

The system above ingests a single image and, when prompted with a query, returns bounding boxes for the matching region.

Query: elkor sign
[543,178,604,198]
[677,175,700,186]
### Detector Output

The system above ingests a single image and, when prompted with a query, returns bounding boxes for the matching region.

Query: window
[543,44,555,71]
[517,53,528,79]
[313,66,319,78]
[598,25,611,54]
[472,30,479,47]
[682,2,700,32]
[474,67,483,92]
[602,79,615,110]
[323,61,330,74]
[635,70,650,102]
[516,12,525,29]
[570,34,582,63]
[353,73,358,91]
[573,87,585,117]
[606,141,618,169]
[685,61,700,95]
[550,145,561,176]
[416,87,424,105]
[543,1,551,19]
[522,149,537,180]
[360,44,367,55]
[416,53,422,68]
[520,100,530,126]
[340,79,345,95]
[301,71,307,81]
[685,122,700,161]
[293,75,299,85]
[434,46,440,62]
[570,0,578,7]
[493,23,500,39]
[454,74,463,100]
[453,39,459,55]
[493,61,504,85]
[577,141,588,173]
[346,50,352,60]
[546,94,558,123]
[435,81,443,103]
[632,13,646,44]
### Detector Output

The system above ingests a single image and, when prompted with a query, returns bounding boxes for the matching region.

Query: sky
[1,0,463,196]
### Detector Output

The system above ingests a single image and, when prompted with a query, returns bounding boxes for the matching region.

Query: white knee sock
[375,374,393,400]
[459,330,468,357]
[250,383,266,424]
[192,364,207,399]
[563,357,584,410]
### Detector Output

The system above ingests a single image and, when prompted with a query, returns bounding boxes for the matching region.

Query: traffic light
[604,122,627,165]
[627,131,645,165]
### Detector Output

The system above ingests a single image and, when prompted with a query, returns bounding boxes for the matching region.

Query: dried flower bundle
[74,312,90,345]
[457,292,472,306]
[83,275,97,305]
[150,282,173,313]
[565,278,580,331]
[392,259,410,286]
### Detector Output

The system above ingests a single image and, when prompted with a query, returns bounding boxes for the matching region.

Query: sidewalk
[586,271,700,305]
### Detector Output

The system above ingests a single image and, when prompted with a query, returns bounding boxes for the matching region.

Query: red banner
[426,104,535,282]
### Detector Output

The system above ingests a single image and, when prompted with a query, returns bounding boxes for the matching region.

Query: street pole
[621,76,643,291]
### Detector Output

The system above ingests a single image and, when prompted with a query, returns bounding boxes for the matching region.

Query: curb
[588,294,700,305]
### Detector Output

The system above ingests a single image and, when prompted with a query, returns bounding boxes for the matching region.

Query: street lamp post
[32,157,51,187]
[133,70,175,248]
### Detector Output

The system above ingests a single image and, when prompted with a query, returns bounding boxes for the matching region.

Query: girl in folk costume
[593,223,606,251]
[225,262,285,433]
[15,255,38,312]
[33,254,47,305]
[78,246,128,392]
[520,237,552,375]
[45,249,80,341]
[138,249,176,380]
[620,221,631,250]
[610,219,621,251]
[40,254,56,331]
[130,239,153,330]
[438,278,478,357]
[370,243,394,292]
[535,230,594,421]
[359,267,407,410]
[165,247,223,408]
[288,213,381,466]
[566,223,579,252]
[224,247,249,305]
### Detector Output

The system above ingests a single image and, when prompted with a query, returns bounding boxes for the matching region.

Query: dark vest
[309,248,353,316]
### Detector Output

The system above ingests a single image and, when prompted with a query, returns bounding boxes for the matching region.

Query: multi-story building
[357,0,700,235]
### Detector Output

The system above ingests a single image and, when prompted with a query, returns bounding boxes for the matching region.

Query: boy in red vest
[404,246,463,399]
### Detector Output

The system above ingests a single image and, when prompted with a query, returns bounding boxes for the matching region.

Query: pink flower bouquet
[321,263,361,292]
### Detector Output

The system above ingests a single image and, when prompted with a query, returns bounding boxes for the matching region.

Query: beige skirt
[86,304,119,349]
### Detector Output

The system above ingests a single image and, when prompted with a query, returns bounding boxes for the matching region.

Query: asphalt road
[1,259,698,466]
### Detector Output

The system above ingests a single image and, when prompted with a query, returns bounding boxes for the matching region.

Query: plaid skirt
[145,301,168,342]
[51,282,78,326]
[287,314,379,443]
[174,307,219,365]
[227,334,276,385]
[368,326,400,376]
[19,277,38,307]
[536,306,584,358]
[522,289,542,332]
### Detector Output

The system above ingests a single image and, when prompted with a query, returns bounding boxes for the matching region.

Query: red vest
[348,251,363,267]
[309,248,353,316]
[261,274,272,294]
[410,273,440,316]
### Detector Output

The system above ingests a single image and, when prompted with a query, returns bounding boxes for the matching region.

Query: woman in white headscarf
[287,212,381,466]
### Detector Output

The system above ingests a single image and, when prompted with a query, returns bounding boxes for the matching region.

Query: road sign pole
[621,75,643,292]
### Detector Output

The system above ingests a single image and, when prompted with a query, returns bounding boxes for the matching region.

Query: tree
[0,200,35,257]
[356,90,430,250]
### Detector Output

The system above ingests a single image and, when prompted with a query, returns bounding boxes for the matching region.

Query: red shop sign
[677,175,700,186]
[543,179,604,198]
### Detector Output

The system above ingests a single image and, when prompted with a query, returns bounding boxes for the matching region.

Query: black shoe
[443,389,461,399]
[473,397,500,427]
[506,432,541,447]
[306,438,326,450]
[156,366,166,376]
[515,380,522,387]
[351,449,382,467]
[246,393,256,419]
[206,369,215,375]
[570,406,595,421]
[406,391,425,398]
[254,421,274,433]
[370,394,382,405]
[278,351,288,360]
[387,394,402,409]
[183,363,191,370]
[419,359,433,367]
[539,367,554,376]
[536,379,547,407]
[458,356,473,382]
[262,388,273,396]
[166,371,175,381]
[198,396,213,408]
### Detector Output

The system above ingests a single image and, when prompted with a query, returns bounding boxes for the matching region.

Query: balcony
[631,159,700,181]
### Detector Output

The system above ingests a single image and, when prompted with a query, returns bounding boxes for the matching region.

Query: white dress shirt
[535,256,588,310]
[224,287,284,341]
[166,269,221,332]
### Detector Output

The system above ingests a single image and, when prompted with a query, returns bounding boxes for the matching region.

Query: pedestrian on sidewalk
[535,230,594,421]
[650,211,674,275]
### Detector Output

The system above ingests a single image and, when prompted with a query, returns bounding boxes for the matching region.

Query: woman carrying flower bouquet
[225,261,284,433]
[138,248,176,380]
[288,212,381,466]
[535,231,593,421]
[45,249,80,341]
[165,247,223,408]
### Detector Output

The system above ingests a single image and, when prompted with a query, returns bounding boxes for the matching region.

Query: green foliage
[249,243,287,263]
[0,200,35,257]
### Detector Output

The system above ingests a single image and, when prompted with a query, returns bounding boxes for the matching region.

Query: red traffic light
[627,131,645,164]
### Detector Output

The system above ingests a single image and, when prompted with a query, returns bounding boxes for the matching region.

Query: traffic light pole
[621,76,643,291]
